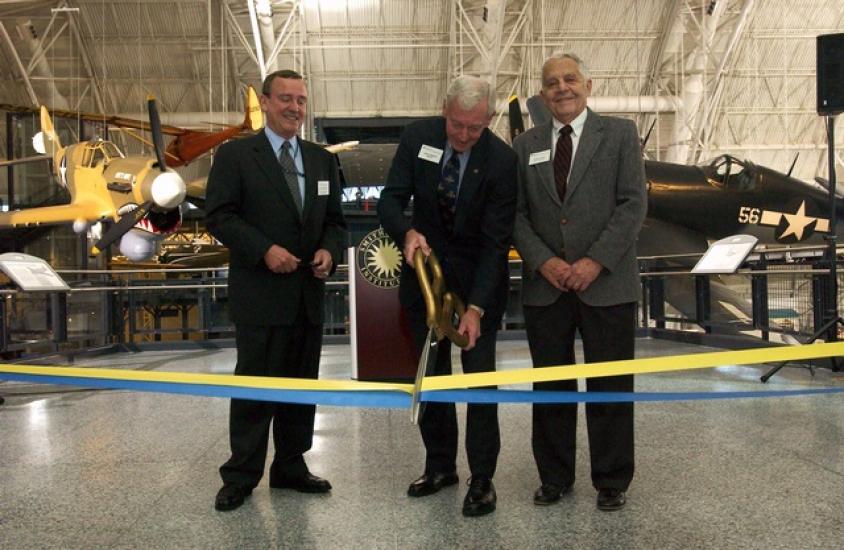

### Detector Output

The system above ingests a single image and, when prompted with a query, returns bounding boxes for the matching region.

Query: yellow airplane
[0,97,187,261]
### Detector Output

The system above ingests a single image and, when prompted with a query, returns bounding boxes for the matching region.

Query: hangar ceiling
[0,0,841,183]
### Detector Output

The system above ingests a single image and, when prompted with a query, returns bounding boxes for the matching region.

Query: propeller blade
[787,153,799,177]
[508,95,525,142]
[147,95,167,170]
[641,119,657,150]
[91,201,153,255]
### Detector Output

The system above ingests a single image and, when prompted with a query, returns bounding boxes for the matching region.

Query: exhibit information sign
[0,253,69,291]
[691,234,759,274]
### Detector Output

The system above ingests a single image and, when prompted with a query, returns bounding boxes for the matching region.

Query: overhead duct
[15,18,69,109]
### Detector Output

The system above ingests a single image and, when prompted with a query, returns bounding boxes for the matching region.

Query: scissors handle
[440,291,469,348]
[413,248,469,348]
[414,249,439,330]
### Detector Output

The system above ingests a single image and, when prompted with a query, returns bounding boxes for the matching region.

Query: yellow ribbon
[0,364,412,393]
[421,341,844,391]
[2,341,842,393]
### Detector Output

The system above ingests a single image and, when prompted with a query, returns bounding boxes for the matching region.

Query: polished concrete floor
[1,337,843,549]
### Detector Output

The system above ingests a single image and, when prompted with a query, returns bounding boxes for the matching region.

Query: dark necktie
[437,152,461,233]
[554,125,574,202]
[278,141,303,214]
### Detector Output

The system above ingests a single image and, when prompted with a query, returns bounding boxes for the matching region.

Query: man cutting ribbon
[377,75,517,518]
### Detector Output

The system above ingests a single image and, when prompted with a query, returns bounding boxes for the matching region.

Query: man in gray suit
[512,52,646,511]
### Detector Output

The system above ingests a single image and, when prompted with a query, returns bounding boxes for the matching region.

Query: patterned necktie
[278,140,303,214]
[554,125,574,202]
[437,152,461,233]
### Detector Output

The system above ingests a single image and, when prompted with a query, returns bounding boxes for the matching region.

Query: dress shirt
[551,108,588,169]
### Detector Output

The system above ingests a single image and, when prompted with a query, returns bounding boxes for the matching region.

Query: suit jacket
[377,118,517,323]
[512,108,646,307]
[205,131,346,326]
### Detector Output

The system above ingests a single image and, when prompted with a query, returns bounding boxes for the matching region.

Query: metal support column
[695,275,711,334]
[648,276,666,330]
[751,257,769,341]
[50,292,68,345]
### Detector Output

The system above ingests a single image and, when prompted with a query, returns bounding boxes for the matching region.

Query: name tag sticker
[318,180,330,196]
[418,144,444,164]
[529,150,551,165]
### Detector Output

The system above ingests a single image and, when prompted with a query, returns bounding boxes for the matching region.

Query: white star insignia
[779,201,815,241]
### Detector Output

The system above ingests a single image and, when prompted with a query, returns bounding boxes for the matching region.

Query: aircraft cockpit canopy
[704,154,756,191]
[81,140,124,168]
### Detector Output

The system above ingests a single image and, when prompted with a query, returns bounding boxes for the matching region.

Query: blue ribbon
[3,372,842,407]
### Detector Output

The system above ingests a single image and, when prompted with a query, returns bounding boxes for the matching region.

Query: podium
[349,228,417,381]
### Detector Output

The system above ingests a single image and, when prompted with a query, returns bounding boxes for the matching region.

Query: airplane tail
[39,106,66,184]
[243,86,263,131]
[40,106,62,155]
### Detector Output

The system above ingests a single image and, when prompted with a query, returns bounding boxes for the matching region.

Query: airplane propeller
[92,201,154,255]
[508,95,525,142]
[92,96,186,255]
[148,95,168,170]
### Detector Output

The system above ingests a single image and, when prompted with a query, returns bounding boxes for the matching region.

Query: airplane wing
[661,276,753,335]
[185,178,206,201]
[0,202,114,228]
[637,217,709,258]
[336,143,397,187]
[324,140,360,154]
[0,104,187,136]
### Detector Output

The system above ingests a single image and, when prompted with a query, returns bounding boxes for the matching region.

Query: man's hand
[457,307,482,351]
[404,228,431,267]
[561,257,603,292]
[538,257,572,291]
[310,249,333,279]
[264,244,301,274]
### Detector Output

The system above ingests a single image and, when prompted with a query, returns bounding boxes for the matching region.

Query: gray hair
[444,75,495,117]
[542,51,591,81]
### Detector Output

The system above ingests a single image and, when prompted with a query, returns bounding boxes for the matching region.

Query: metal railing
[3,246,843,356]
[639,244,844,341]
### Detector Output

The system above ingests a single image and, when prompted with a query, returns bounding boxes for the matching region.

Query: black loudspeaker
[817,33,844,115]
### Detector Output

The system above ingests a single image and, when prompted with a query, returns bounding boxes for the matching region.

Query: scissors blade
[410,328,438,424]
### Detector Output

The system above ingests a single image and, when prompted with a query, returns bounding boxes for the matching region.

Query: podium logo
[357,228,402,288]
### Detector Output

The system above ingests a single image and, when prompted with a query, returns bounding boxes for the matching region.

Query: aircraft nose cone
[151,171,186,209]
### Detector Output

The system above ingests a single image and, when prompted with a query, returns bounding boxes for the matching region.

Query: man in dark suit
[206,70,346,512]
[378,75,517,517]
[512,52,647,511]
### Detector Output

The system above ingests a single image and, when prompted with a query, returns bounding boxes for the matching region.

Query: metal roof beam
[224,2,260,69]
[0,21,38,104]
[246,0,270,80]
[265,0,301,72]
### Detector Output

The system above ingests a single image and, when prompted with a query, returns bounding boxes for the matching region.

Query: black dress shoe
[407,472,459,497]
[597,488,626,511]
[533,483,573,506]
[270,472,332,493]
[215,484,252,511]
[462,476,496,517]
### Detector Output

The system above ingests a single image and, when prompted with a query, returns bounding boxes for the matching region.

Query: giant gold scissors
[410,248,469,424]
